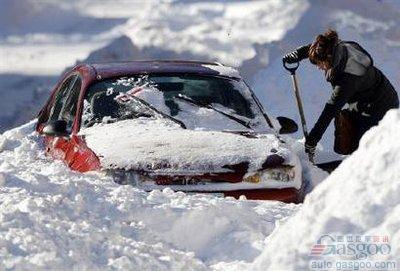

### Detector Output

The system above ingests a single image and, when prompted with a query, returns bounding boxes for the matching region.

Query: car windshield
[82,74,268,131]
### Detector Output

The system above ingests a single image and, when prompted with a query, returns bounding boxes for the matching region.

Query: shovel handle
[283,60,299,75]
[308,152,315,164]
[282,60,314,164]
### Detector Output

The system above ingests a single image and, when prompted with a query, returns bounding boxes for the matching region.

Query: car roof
[83,60,241,80]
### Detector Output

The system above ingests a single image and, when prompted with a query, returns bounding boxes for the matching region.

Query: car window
[158,77,254,118]
[48,75,80,131]
[82,75,256,128]
[59,76,82,130]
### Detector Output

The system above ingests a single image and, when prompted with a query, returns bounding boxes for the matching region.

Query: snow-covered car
[36,61,304,202]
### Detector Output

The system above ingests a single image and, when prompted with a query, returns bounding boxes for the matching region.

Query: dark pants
[353,74,399,149]
[352,113,382,147]
[351,103,398,150]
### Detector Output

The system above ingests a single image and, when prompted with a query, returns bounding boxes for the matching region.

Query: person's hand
[305,143,316,155]
[283,45,310,64]
[305,135,317,155]
[283,50,299,64]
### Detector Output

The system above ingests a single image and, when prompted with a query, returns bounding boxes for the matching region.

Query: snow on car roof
[201,64,241,78]
[88,60,242,80]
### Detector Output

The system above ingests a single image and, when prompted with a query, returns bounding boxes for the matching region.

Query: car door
[43,75,77,159]
[43,74,101,172]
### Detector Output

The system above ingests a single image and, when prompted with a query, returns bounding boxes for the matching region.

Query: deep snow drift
[251,109,400,270]
[0,120,301,270]
[0,108,399,269]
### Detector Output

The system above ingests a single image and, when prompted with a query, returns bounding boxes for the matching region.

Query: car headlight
[243,166,296,183]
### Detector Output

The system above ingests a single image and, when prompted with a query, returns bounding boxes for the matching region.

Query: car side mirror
[42,120,70,137]
[277,116,298,134]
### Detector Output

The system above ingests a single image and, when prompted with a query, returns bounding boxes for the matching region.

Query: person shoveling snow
[283,29,399,156]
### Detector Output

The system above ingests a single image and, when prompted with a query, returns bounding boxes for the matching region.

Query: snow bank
[120,0,308,67]
[0,0,308,74]
[0,110,396,271]
[80,119,302,189]
[251,109,400,270]
[0,121,301,270]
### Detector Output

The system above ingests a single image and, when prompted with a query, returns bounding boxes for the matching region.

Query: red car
[36,60,304,202]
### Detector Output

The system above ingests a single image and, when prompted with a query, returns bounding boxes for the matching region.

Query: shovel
[283,60,315,164]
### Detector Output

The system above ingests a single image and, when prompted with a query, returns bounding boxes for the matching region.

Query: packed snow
[80,118,302,190]
[0,121,301,270]
[1,108,399,269]
[250,109,400,270]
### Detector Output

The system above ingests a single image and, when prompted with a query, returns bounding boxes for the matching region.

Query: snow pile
[250,109,400,270]
[0,107,397,270]
[118,0,308,67]
[0,0,308,75]
[1,88,397,271]
[81,119,301,187]
[0,120,301,270]
[0,0,125,75]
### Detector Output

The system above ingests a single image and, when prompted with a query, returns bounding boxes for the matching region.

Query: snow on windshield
[173,99,250,131]
[82,75,272,132]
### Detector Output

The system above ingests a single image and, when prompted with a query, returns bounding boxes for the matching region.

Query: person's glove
[305,142,316,155]
[283,45,311,64]
[305,135,317,155]
[283,50,299,64]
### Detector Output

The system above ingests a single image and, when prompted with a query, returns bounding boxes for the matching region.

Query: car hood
[80,119,299,175]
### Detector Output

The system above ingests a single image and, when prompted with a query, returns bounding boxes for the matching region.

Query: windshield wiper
[128,95,187,129]
[175,94,251,129]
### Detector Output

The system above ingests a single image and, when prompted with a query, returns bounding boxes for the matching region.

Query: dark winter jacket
[299,41,399,146]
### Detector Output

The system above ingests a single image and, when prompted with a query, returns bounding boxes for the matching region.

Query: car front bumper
[106,166,304,203]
